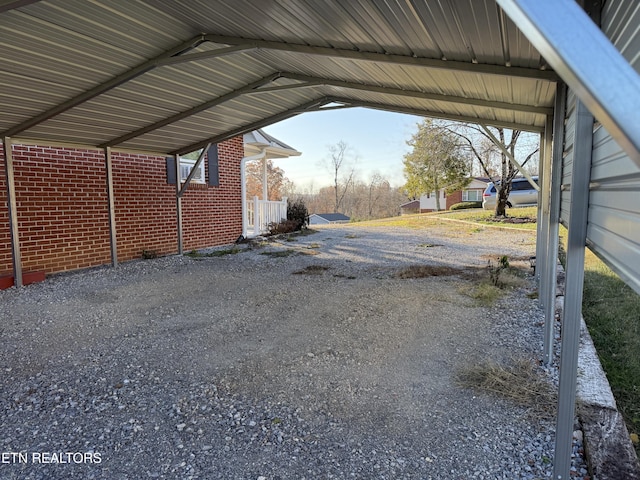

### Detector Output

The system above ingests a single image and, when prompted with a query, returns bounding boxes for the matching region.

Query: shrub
[287,198,309,230]
[267,219,299,235]
[450,201,483,210]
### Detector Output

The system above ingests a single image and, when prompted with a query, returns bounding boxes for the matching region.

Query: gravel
[0,221,588,479]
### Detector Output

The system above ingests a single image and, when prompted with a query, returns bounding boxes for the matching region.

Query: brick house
[0,138,245,286]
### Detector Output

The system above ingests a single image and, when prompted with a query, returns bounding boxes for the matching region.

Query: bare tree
[325,141,356,213]
[444,123,539,217]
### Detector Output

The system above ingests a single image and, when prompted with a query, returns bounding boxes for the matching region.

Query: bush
[450,201,482,211]
[267,219,299,235]
[287,199,309,231]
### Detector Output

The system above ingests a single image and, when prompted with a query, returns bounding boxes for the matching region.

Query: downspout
[241,150,266,238]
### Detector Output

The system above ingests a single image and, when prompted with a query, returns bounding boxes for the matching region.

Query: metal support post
[174,155,183,254]
[104,147,118,267]
[3,137,22,287]
[538,117,554,293]
[536,129,549,289]
[553,99,593,480]
[178,143,210,198]
[543,83,567,364]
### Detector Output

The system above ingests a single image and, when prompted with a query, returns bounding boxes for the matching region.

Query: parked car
[482,176,539,210]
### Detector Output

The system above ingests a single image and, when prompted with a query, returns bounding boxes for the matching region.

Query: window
[179,157,205,184]
[463,189,482,202]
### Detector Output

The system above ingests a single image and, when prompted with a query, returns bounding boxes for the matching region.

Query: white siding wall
[560,0,640,294]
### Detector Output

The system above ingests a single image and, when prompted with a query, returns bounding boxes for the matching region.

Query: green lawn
[578,241,640,453]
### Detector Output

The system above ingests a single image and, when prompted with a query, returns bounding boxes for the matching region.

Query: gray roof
[0,0,559,156]
[312,213,350,222]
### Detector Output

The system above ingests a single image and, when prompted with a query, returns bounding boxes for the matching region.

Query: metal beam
[101,73,282,148]
[536,127,550,288]
[280,73,553,115]
[496,0,640,168]
[553,99,594,480]
[327,97,545,133]
[246,82,322,94]
[1,35,208,139]
[177,143,210,198]
[543,82,567,365]
[173,98,329,155]
[2,137,22,287]
[153,45,255,66]
[479,124,541,191]
[104,147,118,267]
[203,34,559,81]
[0,0,40,13]
[174,155,183,255]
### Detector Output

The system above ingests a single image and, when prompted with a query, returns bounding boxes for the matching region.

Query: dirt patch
[393,264,467,279]
[292,265,331,275]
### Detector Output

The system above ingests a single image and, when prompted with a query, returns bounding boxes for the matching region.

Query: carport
[1,1,639,477]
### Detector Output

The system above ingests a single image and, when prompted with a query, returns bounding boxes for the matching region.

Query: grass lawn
[356,208,639,451]
[578,242,640,453]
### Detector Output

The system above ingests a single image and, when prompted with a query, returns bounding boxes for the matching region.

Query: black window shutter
[207,144,220,187]
[166,157,176,185]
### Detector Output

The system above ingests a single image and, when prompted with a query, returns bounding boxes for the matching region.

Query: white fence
[245,196,287,237]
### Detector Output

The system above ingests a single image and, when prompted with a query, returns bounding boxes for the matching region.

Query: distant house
[309,213,351,225]
[417,177,490,212]
[399,200,420,215]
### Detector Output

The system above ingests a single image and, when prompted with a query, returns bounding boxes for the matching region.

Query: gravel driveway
[0,221,585,479]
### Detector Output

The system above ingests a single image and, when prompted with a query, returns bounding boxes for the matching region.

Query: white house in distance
[242,129,301,237]
[418,177,489,212]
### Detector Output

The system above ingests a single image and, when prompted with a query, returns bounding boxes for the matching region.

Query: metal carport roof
[0,0,560,155]
[2,1,640,479]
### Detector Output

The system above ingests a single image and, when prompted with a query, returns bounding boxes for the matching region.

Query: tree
[324,141,356,213]
[245,159,292,201]
[403,119,471,211]
[444,124,539,217]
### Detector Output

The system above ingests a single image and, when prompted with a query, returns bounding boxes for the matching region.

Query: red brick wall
[446,190,463,209]
[111,152,177,262]
[0,137,244,276]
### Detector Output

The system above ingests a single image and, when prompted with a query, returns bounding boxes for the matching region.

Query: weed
[185,247,240,258]
[141,249,158,259]
[394,265,464,279]
[456,357,556,419]
[465,282,503,306]
[260,249,297,258]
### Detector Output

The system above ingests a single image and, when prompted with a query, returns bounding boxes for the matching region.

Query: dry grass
[456,357,556,418]
[464,282,503,306]
[393,265,465,279]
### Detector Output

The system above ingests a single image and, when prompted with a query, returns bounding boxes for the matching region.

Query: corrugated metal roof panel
[1,0,556,154]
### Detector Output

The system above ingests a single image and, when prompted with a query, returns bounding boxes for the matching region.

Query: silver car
[482,176,539,210]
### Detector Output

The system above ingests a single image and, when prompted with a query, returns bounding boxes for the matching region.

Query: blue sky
[262,108,422,191]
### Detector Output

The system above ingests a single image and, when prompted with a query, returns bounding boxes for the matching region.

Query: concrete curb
[554,273,640,478]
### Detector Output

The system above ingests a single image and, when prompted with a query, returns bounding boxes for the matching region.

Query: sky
[261,107,422,192]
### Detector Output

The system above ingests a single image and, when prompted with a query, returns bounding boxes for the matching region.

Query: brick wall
[0,137,244,277]
[446,190,463,209]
